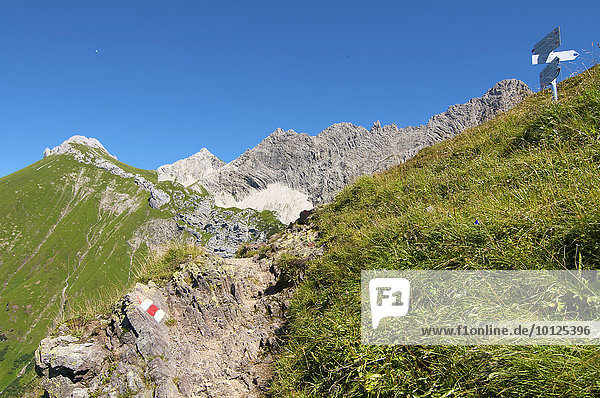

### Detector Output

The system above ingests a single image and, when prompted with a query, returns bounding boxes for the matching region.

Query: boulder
[36,335,107,381]
[148,188,171,209]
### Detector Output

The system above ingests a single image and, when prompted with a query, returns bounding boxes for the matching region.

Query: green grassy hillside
[273,65,600,397]
[0,154,172,394]
[0,140,284,395]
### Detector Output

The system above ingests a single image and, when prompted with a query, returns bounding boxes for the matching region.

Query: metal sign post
[551,80,558,101]
[531,26,578,101]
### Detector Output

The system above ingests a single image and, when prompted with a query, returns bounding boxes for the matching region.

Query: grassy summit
[273,65,600,397]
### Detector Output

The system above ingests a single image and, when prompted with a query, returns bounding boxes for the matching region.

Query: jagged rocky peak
[371,120,381,131]
[479,79,532,112]
[317,122,366,138]
[157,148,225,187]
[488,78,531,96]
[424,79,532,142]
[268,127,298,140]
[43,135,117,159]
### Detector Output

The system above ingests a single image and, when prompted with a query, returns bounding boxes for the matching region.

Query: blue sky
[0,0,598,177]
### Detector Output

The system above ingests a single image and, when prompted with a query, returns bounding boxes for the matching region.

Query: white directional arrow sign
[540,57,561,89]
[532,50,579,65]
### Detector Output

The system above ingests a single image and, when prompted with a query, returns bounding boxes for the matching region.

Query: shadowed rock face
[158,79,532,221]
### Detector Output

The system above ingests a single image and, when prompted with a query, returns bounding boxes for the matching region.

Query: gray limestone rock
[148,187,171,209]
[154,379,182,398]
[123,284,171,360]
[43,135,117,159]
[157,147,225,187]
[35,335,107,381]
[72,388,90,398]
[41,374,81,398]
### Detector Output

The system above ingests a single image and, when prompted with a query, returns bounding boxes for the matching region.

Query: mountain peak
[157,148,225,187]
[370,120,382,132]
[192,147,218,159]
[486,79,532,98]
[43,135,116,159]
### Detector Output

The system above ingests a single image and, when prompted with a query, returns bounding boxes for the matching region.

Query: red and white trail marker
[137,297,166,323]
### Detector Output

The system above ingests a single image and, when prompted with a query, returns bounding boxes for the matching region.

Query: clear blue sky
[1,0,598,177]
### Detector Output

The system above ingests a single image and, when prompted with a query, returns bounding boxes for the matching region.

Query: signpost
[532,27,561,55]
[531,27,578,101]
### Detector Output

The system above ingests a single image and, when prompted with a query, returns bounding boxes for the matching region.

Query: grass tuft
[135,242,204,285]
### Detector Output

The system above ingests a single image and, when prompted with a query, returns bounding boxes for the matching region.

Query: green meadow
[273,65,600,397]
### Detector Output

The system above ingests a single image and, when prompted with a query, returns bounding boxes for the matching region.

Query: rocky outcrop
[35,336,108,397]
[35,225,321,398]
[148,187,171,209]
[176,203,264,255]
[44,135,117,160]
[158,80,532,222]
[164,192,278,256]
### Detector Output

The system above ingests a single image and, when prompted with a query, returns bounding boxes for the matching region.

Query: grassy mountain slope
[0,153,172,394]
[273,65,600,397]
[0,137,284,395]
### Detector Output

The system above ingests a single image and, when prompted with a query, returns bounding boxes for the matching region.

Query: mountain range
[157,79,531,223]
[0,78,531,394]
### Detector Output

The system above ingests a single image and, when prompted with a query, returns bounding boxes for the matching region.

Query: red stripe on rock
[147,304,158,316]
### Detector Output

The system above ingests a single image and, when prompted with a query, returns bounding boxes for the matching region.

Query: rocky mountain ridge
[157,148,225,188]
[157,79,532,223]
[45,137,171,209]
[33,78,532,256]
[40,138,283,256]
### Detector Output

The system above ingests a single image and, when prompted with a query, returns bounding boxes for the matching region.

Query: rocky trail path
[34,224,320,397]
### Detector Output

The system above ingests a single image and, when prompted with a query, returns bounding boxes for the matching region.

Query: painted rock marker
[137,297,166,322]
